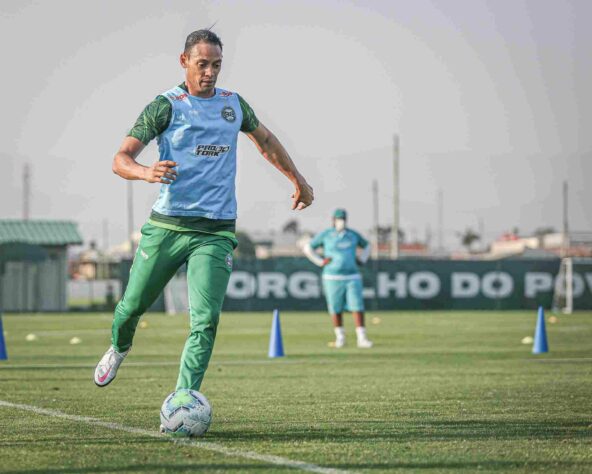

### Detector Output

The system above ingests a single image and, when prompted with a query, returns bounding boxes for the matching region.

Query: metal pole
[565,257,573,313]
[372,180,379,259]
[371,180,380,311]
[127,181,135,257]
[102,219,109,252]
[0,262,5,360]
[437,189,443,252]
[0,263,4,316]
[23,164,31,220]
[391,134,399,259]
[478,217,484,253]
[562,180,569,256]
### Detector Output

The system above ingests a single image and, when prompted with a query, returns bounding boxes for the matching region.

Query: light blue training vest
[152,86,243,220]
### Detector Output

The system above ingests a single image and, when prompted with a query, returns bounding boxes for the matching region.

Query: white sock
[355,326,367,341]
[334,327,345,340]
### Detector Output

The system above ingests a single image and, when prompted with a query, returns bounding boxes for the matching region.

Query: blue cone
[268,309,285,358]
[532,306,549,354]
[0,315,7,360]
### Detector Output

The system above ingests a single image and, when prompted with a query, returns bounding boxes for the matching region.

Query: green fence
[120,258,592,312]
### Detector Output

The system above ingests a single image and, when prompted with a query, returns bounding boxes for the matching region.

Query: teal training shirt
[309,228,369,276]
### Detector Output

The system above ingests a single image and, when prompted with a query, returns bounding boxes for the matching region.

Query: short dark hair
[184,29,223,54]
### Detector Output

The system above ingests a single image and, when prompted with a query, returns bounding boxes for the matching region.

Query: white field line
[0,400,353,474]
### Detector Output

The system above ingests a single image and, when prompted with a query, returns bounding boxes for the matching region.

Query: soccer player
[94,30,314,391]
[303,209,373,348]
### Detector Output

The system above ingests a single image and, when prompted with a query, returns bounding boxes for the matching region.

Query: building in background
[0,220,83,311]
[487,231,592,259]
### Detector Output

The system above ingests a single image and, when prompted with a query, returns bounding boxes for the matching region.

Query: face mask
[334,219,346,231]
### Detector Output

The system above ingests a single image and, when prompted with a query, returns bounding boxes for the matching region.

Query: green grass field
[0,311,591,473]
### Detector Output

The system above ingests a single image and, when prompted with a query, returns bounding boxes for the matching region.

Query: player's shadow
[332,460,589,471]
[212,418,592,442]
[4,460,590,473]
[0,437,160,449]
[1,464,283,473]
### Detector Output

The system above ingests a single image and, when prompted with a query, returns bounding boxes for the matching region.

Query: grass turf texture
[0,311,590,473]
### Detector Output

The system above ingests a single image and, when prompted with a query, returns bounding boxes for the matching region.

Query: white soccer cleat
[357,338,373,349]
[94,346,130,387]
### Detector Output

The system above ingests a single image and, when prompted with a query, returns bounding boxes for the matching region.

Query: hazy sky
[1,0,590,249]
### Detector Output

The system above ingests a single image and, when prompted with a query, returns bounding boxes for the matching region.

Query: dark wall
[120,257,592,312]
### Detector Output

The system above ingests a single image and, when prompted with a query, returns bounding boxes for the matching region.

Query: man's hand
[292,179,314,210]
[112,138,178,183]
[321,257,332,267]
[143,161,178,184]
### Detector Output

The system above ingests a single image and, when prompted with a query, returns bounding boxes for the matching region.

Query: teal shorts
[322,276,365,314]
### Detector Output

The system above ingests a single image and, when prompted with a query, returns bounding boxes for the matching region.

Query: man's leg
[352,311,365,327]
[346,279,372,348]
[332,313,344,327]
[112,224,187,352]
[323,278,346,347]
[352,311,372,347]
[96,224,187,386]
[176,235,233,391]
[332,313,345,348]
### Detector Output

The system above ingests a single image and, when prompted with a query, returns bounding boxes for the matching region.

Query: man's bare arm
[246,123,313,210]
[112,136,177,184]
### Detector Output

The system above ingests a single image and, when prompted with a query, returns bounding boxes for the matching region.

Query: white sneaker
[328,338,345,348]
[357,338,373,349]
[94,346,130,387]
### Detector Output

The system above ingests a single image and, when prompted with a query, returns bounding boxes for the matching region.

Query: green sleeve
[127,96,172,145]
[237,94,259,133]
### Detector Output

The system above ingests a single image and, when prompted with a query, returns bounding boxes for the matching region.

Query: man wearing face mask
[303,209,373,348]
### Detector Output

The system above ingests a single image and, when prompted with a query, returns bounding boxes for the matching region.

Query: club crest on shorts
[225,253,233,269]
[221,106,236,122]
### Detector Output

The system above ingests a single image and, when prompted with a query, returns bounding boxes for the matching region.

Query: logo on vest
[336,241,353,250]
[221,106,236,122]
[195,144,231,157]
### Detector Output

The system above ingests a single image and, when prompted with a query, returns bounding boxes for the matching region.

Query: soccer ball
[160,389,212,437]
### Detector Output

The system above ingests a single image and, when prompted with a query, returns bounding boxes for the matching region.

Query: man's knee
[116,296,150,319]
[189,309,220,333]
